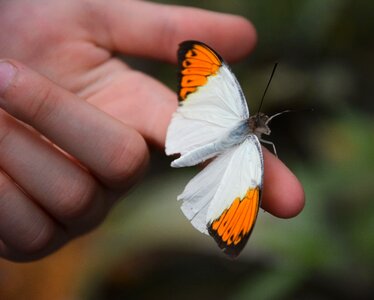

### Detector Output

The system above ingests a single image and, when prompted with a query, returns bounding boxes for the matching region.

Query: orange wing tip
[178,41,223,101]
[208,187,261,258]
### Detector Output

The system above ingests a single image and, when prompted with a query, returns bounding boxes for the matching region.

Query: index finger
[90,0,256,63]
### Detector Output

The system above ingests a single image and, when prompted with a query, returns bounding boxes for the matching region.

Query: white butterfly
[165,41,277,257]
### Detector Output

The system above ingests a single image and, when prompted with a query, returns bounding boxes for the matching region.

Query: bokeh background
[1,0,373,299]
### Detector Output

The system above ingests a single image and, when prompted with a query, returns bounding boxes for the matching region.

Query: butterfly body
[171,119,250,168]
[166,41,268,257]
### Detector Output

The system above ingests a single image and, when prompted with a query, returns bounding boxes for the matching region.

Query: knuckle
[54,176,97,220]
[26,83,57,124]
[103,145,131,184]
[0,175,12,201]
[0,60,60,125]
[0,176,55,256]
[21,222,55,255]
[0,113,13,147]
[102,135,147,186]
[157,10,178,59]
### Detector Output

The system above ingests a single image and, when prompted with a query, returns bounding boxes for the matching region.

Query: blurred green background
[1,0,373,299]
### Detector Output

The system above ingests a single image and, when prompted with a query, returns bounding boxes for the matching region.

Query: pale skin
[0,0,304,262]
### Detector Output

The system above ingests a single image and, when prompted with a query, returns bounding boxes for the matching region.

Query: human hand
[0,0,304,262]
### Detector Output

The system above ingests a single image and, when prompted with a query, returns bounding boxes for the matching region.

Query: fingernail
[0,61,16,95]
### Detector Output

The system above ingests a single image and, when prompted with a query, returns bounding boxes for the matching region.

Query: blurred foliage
[1,0,373,299]
[84,0,374,299]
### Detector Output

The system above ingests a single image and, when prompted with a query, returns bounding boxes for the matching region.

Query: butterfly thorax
[248,113,271,139]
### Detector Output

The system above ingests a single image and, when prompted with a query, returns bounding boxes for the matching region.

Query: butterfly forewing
[166,41,249,157]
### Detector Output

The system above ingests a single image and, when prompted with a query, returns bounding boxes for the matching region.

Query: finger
[0,234,70,262]
[261,148,305,218]
[0,170,67,261]
[0,60,149,188]
[0,110,110,232]
[91,0,256,63]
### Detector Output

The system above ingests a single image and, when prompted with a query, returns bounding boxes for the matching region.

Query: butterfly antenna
[266,108,315,124]
[257,62,278,115]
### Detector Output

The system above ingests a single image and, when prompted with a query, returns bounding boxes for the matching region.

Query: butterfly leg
[260,139,278,158]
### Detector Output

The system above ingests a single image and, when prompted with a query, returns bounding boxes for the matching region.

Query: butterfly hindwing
[178,136,263,257]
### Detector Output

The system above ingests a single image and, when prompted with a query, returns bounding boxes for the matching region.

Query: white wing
[165,41,249,162]
[178,135,263,257]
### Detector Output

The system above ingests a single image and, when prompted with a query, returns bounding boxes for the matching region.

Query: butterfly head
[249,113,271,138]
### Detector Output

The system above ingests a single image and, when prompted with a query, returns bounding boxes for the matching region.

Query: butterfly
[165,41,279,258]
